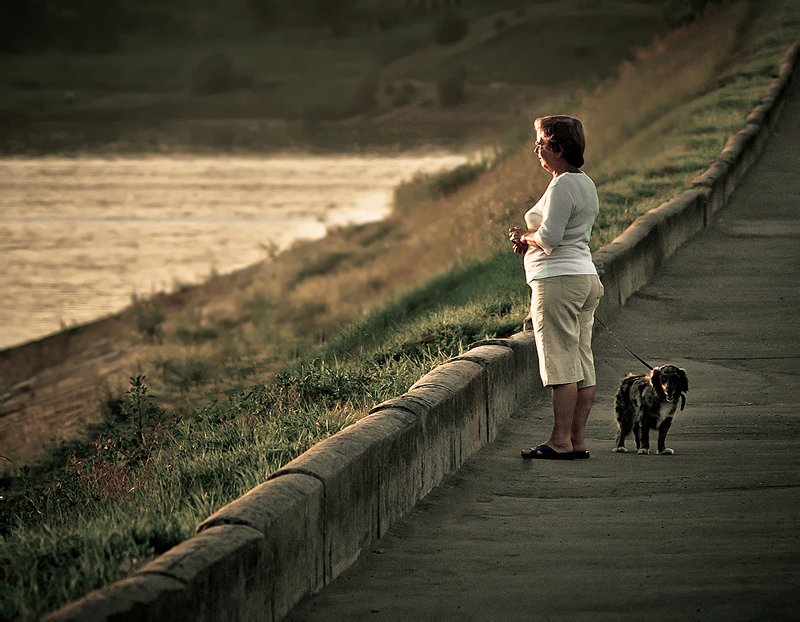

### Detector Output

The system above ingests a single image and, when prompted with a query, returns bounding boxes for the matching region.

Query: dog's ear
[650,367,665,397]
[678,368,689,393]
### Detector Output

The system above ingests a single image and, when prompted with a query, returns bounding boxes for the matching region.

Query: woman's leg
[571,276,603,451]
[531,275,602,455]
[547,384,595,453]
[571,385,596,452]
[548,382,577,452]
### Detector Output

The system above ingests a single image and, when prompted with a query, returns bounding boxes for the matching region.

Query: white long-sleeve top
[523,171,599,282]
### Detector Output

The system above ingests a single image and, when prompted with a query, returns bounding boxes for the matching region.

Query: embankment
[45,41,798,622]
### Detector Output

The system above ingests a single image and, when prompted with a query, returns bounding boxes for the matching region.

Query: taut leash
[594,315,654,371]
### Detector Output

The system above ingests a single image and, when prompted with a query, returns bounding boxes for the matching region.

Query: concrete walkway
[286,80,800,621]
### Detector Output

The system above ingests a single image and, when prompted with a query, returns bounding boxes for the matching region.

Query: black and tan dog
[612,364,688,455]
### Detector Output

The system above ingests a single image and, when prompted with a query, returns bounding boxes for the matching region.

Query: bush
[433,12,469,46]
[436,65,467,107]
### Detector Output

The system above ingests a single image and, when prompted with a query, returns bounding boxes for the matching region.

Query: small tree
[122,375,163,450]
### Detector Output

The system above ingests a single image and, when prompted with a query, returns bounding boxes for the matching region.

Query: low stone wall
[46,41,798,622]
[48,334,540,622]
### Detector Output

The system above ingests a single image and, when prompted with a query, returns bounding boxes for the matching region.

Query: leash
[594,315,654,371]
[593,317,687,411]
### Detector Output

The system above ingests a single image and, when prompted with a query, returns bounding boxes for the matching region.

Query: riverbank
[0,153,469,351]
[0,261,267,470]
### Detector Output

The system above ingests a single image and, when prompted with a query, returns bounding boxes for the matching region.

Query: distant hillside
[0,0,697,154]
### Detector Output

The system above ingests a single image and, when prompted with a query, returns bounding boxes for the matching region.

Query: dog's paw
[612,447,628,453]
[637,448,650,455]
[658,448,675,455]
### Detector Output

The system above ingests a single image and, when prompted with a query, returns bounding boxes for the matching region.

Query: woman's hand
[508,226,526,243]
[508,226,529,255]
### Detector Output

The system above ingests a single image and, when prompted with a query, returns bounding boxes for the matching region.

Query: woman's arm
[532,182,574,255]
[508,226,541,249]
[508,226,540,255]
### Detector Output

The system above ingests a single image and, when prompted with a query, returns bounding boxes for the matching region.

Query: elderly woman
[509,115,604,460]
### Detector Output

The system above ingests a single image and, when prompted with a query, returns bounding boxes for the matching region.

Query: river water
[0,154,466,350]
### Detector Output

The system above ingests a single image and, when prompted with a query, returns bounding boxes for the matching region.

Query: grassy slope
[2,0,800,618]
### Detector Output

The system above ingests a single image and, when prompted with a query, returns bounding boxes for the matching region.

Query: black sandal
[520,444,575,460]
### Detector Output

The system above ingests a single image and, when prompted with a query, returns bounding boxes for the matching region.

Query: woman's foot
[520,444,575,460]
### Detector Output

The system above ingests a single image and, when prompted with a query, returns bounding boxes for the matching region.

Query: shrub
[436,65,467,107]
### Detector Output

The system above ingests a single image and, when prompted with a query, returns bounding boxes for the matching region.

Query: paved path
[286,78,800,621]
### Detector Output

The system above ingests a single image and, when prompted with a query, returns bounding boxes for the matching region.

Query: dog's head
[650,365,688,410]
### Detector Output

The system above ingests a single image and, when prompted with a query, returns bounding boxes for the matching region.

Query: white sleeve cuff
[533,230,554,255]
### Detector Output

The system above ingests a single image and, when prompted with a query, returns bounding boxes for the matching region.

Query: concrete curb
[45,40,799,622]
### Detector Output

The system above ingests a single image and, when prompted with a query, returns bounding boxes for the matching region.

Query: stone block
[269,409,424,583]
[197,473,325,619]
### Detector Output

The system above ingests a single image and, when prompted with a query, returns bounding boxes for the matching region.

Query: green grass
[2,0,799,618]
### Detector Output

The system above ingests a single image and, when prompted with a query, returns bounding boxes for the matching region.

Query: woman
[508,115,604,460]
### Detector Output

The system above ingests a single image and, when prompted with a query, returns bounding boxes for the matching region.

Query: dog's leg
[612,396,632,453]
[633,421,642,451]
[657,419,674,455]
[613,423,630,452]
[637,423,650,455]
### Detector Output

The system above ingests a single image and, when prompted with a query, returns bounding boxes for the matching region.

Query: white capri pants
[529,274,604,388]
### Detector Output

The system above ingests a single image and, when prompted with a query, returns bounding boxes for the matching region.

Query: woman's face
[534,130,559,174]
